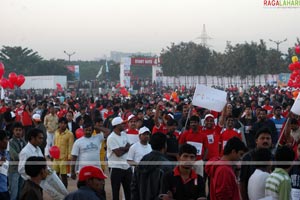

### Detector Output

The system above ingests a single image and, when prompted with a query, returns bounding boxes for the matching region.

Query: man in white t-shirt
[127,127,152,166]
[248,148,272,200]
[18,128,44,180]
[70,123,105,180]
[107,117,131,200]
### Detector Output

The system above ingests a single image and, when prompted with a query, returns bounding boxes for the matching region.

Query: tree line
[160,39,300,78]
[0,38,299,81]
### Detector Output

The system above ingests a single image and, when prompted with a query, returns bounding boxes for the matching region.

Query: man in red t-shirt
[14,102,23,122]
[0,100,7,114]
[219,116,242,156]
[179,115,205,176]
[201,114,222,161]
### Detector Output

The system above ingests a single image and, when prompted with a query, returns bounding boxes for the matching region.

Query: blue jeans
[8,172,23,200]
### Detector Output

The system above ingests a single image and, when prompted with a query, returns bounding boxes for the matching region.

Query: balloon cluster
[288,46,300,88]
[0,62,25,89]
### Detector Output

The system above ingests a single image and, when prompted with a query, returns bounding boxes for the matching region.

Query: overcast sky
[1,0,299,60]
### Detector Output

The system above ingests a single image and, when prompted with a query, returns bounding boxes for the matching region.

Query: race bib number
[187,142,203,155]
[207,134,214,144]
[0,161,9,176]
[292,188,300,200]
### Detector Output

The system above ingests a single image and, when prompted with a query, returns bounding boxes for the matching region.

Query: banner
[40,169,68,200]
[192,84,227,112]
[66,65,80,80]
[131,57,160,66]
[291,92,300,115]
[277,73,290,87]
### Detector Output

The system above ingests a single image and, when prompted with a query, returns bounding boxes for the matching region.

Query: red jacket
[205,157,240,200]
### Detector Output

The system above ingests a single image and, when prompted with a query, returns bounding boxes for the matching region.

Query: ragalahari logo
[264,0,300,8]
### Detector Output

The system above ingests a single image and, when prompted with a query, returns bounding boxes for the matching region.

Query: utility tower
[196,24,212,47]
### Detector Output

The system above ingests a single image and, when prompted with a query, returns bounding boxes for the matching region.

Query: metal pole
[64,51,76,63]
[269,38,287,51]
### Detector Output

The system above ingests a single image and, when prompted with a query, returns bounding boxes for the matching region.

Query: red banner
[131,57,160,66]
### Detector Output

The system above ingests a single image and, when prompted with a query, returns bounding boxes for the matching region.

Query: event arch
[120,57,162,88]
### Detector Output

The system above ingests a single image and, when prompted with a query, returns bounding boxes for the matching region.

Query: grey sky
[1,0,299,61]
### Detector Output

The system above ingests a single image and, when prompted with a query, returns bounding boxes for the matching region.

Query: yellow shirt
[54,129,74,160]
[44,114,59,133]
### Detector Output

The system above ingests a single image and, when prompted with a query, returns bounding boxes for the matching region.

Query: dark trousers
[109,168,132,200]
[0,191,10,200]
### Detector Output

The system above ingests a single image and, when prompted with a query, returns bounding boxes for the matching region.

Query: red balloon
[8,72,18,84]
[289,63,296,71]
[15,74,25,87]
[0,78,8,89]
[7,79,14,89]
[296,45,300,54]
[0,63,4,78]
[49,146,60,159]
[75,128,84,139]
[294,62,300,70]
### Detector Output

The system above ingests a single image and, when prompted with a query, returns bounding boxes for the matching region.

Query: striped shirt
[271,116,286,137]
[265,168,291,200]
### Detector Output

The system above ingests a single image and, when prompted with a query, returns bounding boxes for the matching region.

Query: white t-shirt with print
[71,133,104,170]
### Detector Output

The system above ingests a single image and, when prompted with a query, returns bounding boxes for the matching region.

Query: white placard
[291,93,300,115]
[192,84,227,112]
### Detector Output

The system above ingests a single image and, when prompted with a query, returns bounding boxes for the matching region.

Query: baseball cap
[204,114,214,120]
[78,166,107,181]
[127,114,136,122]
[139,126,151,135]
[111,117,124,126]
[32,114,41,122]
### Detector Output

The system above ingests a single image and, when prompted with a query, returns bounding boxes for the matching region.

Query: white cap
[32,113,41,121]
[111,117,124,126]
[204,114,214,120]
[139,127,150,135]
[127,114,136,122]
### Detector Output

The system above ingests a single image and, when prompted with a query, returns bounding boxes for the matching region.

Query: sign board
[66,65,80,80]
[291,93,300,115]
[131,57,160,66]
[192,84,227,112]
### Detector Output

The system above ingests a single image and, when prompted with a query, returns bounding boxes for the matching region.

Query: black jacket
[131,151,173,200]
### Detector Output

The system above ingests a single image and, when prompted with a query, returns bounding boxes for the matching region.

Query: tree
[0,46,43,75]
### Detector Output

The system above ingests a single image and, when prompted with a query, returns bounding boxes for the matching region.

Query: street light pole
[269,38,287,51]
[63,51,76,62]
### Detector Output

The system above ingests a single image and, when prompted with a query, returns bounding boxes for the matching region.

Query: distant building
[110,51,154,62]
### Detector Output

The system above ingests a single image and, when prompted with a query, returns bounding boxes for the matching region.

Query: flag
[105,60,109,73]
[96,65,103,78]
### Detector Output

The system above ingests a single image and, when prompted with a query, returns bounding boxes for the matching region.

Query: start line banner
[192,84,227,112]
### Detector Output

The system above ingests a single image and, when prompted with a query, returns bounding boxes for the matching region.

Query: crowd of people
[0,84,299,200]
